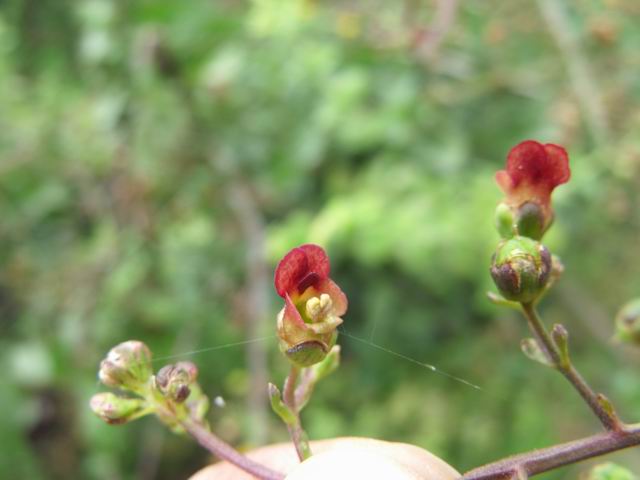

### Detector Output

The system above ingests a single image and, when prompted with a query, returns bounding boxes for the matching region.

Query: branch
[414,0,459,62]
[181,419,285,480]
[521,303,622,431]
[536,0,610,144]
[463,423,640,480]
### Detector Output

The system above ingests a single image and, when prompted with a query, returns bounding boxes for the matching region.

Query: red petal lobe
[298,244,330,279]
[543,143,571,187]
[274,248,309,297]
[505,140,549,187]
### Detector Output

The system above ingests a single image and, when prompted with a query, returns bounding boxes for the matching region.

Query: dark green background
[1,1,640,478]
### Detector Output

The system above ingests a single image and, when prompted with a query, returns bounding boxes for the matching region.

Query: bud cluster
[91,341,209,428]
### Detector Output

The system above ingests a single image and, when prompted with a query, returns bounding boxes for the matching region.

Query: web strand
[150,330,481,392]
[339,328,482,391]
[152,335,277,362]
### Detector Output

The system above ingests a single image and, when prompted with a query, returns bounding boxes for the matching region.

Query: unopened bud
[515,201,548,240]
[90,392,148,425]
[551,324,570,367]
[98,341,153,393]
[490,236,552,303]
[495,202,515,239]
[154,361,197,403]
[615,298,640,345]
[495,201,549,241]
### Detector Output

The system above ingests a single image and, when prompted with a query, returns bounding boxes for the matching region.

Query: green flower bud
[98,341,153,393]
[495,202,515,239]
[154,361,198,403]
[490,236,552,303]
[495,201,548,240]
[514,201,547,240]
[615,298,640,345]
[90,392,149,425]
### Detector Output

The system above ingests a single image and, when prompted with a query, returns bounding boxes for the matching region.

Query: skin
[188,437,460,480]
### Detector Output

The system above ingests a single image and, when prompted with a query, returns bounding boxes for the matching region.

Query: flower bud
[514,201,547,240]
[98,341,153,393]
[495,201,548,240]
[154,361,198,403]
[490,236,552,303]
[90,392,148,425]
[615,298,640,345]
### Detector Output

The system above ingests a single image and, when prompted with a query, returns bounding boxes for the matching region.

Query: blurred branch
[536,0,610,144]
[413,0,459,63]
[226,178,270,446]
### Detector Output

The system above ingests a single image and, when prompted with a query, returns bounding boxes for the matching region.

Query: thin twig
[414,0,459,62]
[536,0,610,144]
[521,302,621,431]
[463,423,640,480]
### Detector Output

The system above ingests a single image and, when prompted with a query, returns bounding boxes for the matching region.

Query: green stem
[283,366,312,461]
[520,302,621,431]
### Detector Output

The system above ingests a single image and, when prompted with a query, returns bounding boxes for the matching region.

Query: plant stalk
[181,419,285,480]
[463,423,640,479]
[520,302,621,431]
[283,366,312,461]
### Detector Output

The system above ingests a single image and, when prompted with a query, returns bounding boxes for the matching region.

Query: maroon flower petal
[274,244,330,297]
[542,143,571,187]
[298,244,330,278]
[496,140,571,204]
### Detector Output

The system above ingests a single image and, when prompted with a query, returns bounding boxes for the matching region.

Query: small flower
[98,341,153,393]
[495,140,571,239]
[274,244,347,367]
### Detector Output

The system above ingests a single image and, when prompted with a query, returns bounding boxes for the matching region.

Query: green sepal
[268,383,297,425]
[520,338,553,367]
[284,340,329,368]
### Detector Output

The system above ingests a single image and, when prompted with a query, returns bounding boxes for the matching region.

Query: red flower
[274,244,347,366]
[496,140,571,238]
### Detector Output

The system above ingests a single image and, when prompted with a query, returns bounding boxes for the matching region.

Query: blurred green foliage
[1,0,640,479]
[588,463,637,480]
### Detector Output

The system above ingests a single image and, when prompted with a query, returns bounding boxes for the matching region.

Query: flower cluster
[491,140,570,303]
